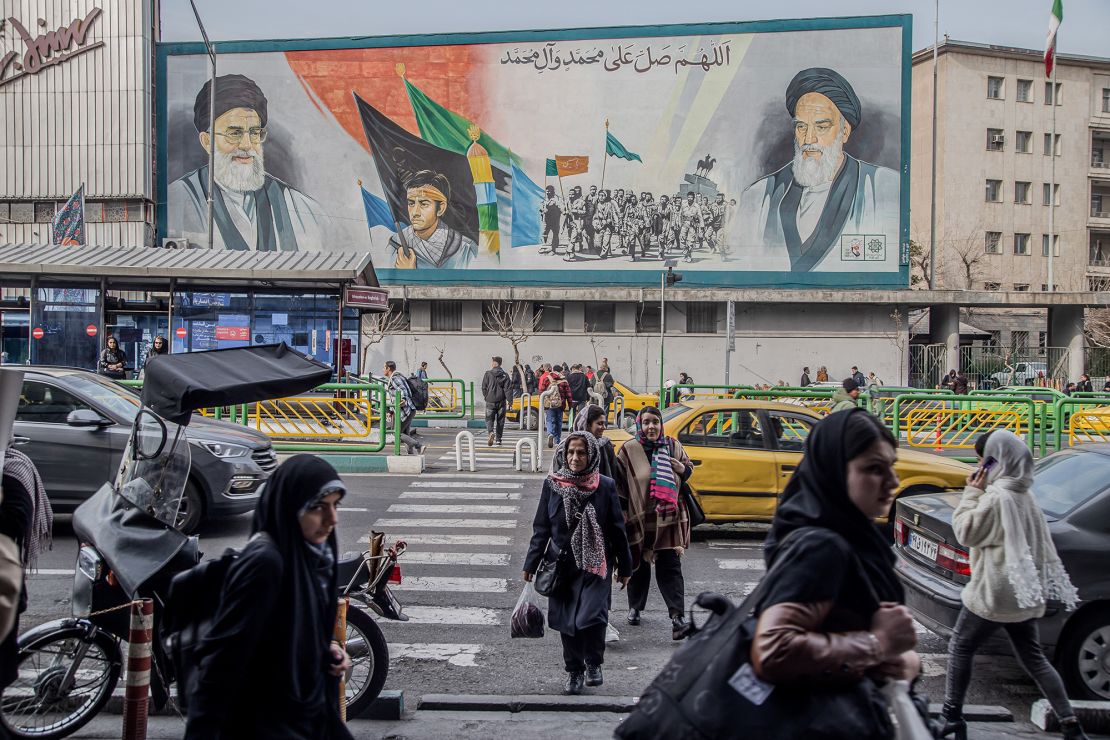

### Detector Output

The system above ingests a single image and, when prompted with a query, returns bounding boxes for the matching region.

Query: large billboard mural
[158,17,910,287]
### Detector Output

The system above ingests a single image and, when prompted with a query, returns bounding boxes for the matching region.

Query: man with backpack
[566,363,590,417]
[594,361,615,415]
[539,364,573,448]
[384,360,426,455]
[481,356,513,446]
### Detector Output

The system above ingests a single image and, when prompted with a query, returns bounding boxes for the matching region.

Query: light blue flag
[511,162,544,247]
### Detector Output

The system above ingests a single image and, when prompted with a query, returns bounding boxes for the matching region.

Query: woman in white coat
[939,430,1086,740]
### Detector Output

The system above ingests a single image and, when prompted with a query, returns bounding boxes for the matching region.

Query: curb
[1032,698,1110,733]
[314,454,425,474]
[411,418,485,429]
[102,689,405,720]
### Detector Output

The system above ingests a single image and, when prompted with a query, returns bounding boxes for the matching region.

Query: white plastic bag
[880,679,933,740]
[510,581,545,638]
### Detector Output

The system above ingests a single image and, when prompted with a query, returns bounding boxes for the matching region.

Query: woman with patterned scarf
[523,432,632,695]
[616,406,694,640]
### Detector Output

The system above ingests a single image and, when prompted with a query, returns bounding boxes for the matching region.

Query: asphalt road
[15,426,1096,738]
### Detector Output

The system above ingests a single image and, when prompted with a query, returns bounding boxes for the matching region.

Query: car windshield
[59,372,140,420]
[1030,450,1110,518]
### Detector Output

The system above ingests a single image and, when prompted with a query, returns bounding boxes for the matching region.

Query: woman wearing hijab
[523,432,632,695]
[0,447,53,693]
[750,409,919,738]
[98,336,127,379]
[140,335,168,379]
[940,431,1086,740]
[185,455,354,740]
[616,406,694,640]
[574,404,623,491]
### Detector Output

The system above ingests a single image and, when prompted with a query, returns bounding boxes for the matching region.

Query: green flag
[404,78,520,166]
[605,131,642,163]
[545,158,558,177]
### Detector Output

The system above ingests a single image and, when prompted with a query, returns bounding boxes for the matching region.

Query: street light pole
[659,269,665,407]
[188,0,216,249]
[928,0,938,289]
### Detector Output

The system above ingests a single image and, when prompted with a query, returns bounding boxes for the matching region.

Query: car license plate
[909,532,938,561]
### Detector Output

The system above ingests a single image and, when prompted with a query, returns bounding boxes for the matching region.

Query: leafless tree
[886,308,908,383]
[484,301,542,388]
[1085,278,1110,349]
[432,343,454,378]
[359,303,409,375]
[908,240,929,289]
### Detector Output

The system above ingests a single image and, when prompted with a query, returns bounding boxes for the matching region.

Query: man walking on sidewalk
[567,363,590,417]
[384,361,425,455]
[481,356,512,446]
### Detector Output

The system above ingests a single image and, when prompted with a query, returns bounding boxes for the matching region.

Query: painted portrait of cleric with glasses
[167,74,334,251]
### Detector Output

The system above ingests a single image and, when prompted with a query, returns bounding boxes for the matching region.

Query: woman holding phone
[939,431,1087,740]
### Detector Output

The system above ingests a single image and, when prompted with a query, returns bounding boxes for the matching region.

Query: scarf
[982,431,1078,611]
[636,413,679,516]
[548,432,607,578]
[765,408,905,605]
[4,447,52,571]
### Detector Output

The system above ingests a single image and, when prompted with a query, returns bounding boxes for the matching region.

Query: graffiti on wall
[161,18,908,284]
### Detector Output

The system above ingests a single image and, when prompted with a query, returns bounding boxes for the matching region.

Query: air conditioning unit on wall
[161,238,189,249]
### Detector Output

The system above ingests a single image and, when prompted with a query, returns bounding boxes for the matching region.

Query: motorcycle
[0,344,408,738]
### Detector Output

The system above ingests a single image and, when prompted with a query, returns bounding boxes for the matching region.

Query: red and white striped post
[122,598,154,740]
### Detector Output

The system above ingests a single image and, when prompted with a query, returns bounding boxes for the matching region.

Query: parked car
[894,444,1110,699]
[987,361,1047,388]
[12,366,277,533]
[606,400,971,523]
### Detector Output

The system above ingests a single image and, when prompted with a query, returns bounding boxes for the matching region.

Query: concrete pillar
[614,303,637,333]
[410,300,431,332]
[461,301,482,332]
[929,304,960,373]
[1047,305,1085,381]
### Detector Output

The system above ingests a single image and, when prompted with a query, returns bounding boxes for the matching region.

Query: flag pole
[600,118,609,193]
[1048,54,1057,293]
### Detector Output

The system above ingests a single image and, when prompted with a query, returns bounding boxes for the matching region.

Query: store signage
[1,7,105,88]
[175,327,187,338]
[215,326,249,341]
[85,324,97,337]
[31,328,44,339]
[343,286,389,312]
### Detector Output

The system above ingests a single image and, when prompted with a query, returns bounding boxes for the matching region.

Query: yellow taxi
[606,399,972,523]
[506,378,659,430]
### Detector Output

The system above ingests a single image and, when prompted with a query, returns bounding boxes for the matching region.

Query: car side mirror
[67,409,112,428]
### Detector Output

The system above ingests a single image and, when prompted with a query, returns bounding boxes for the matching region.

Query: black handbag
[533,512,582,598]
[680,481,706,528]
[615,528,895,740]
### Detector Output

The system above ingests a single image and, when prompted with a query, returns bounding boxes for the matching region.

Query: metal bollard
[514,437,538,472]
[122,598,154,740]
[536,387,558,466]
[454,431,476,471]
[335,597,349,722]
[518,393,532,430]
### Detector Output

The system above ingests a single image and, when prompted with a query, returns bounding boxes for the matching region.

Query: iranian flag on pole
[1044,0,1062,78]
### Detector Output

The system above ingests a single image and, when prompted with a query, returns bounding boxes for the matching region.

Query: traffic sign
[86,324,98,337]
[175,327,187,338]
[31,328,44,340]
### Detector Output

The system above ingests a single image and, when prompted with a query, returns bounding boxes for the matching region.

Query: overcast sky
[161,0,1108,57]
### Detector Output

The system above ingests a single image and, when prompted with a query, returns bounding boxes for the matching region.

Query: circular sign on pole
[86,324,98,337]
[175,327,187,339]
[32,328,44,340]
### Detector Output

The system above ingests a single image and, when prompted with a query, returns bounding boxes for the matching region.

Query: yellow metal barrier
[1068,409,1110,445]
[254,396,374,439]
[427,383,459,412]
[904,407,1024,449]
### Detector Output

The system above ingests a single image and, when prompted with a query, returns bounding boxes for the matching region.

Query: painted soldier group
[540,185,737,263]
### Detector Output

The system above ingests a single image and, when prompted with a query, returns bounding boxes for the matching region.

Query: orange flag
[554,155,589,177]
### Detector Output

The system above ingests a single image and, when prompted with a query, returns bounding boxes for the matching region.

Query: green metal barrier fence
[1052,397,1110,452]
[891,394,1038,454]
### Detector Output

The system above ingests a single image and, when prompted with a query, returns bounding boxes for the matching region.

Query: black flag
[354,93,479,244]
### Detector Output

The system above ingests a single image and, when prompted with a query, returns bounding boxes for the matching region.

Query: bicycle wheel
[0,625,121,739]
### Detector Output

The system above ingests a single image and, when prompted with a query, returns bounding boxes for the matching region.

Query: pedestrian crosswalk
[435,429,547,472]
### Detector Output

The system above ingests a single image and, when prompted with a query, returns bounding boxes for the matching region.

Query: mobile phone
[975,456,998,477]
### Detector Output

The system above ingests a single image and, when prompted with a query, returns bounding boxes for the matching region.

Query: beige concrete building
[911,40,1110,344]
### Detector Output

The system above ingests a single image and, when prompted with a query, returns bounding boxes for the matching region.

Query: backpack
[594,372,610,398]
[543,378,566,409]
[405,375,429,410]
[162,532,272,710]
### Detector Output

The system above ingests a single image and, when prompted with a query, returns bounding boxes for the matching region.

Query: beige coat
[616,438,692,568]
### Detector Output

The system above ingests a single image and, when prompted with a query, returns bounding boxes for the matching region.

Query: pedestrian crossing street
[365,471,949,676]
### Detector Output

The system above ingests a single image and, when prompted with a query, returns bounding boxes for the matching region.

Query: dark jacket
[524,476,633,635]
[566,371,590,405]
[525,368,538,394]
[1076,378,1093,393]
[800,372,811,387]
[953,373,969,395]
[481,366,511,405]
[851,371,865,389]
[0,470,32,690]
[98,347,127,378]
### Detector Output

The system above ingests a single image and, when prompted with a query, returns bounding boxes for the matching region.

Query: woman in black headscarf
[573,403,623,491]
[750,409,919,736]
[185,455,354,740]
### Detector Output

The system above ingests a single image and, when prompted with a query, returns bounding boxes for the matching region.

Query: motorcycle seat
[336,553,369,590]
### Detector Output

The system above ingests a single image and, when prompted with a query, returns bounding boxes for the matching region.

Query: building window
[1095,192,1107,218]
[985,231,1002,254]
[1043,133,1061,156]
[430,301,462,332]
[1014,233,1031,255]
[987,76,1004,99]
[8,202,33,223]
[1045,81,1062,105]
[1104,88,1110,113]
[1042,234,1060,256]
[533,302,564,332]
[1013,284,1030,292]
[1012,330,1030,353]
[33,202,55,223]
[1015,181,1032,204]
[1015,131,1033,153]
[1041,284,1057,292]
[983,282,1002,291]
[986,128,1005,151]
[985,179,1002,202]
[1038,331,1048,350]
[685,303,719,333]
[1017,79,1033,102]
[636,304,661,334]
[584,302,616,333]
[1042,183,1060,206]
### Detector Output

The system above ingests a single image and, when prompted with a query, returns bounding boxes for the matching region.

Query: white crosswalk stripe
[373,517,517,529]
[401,552,510,566]
[389,606,503,625]
[387,504,520,515]
[394,576,507,593]
[411,481,525,489]
[716,558,765,571]
[400,490,523,500]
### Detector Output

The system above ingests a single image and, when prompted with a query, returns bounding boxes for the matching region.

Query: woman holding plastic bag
[521,432,633,695]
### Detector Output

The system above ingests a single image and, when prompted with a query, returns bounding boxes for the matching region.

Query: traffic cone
[122,599,153,740]
[934,424,943,453]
